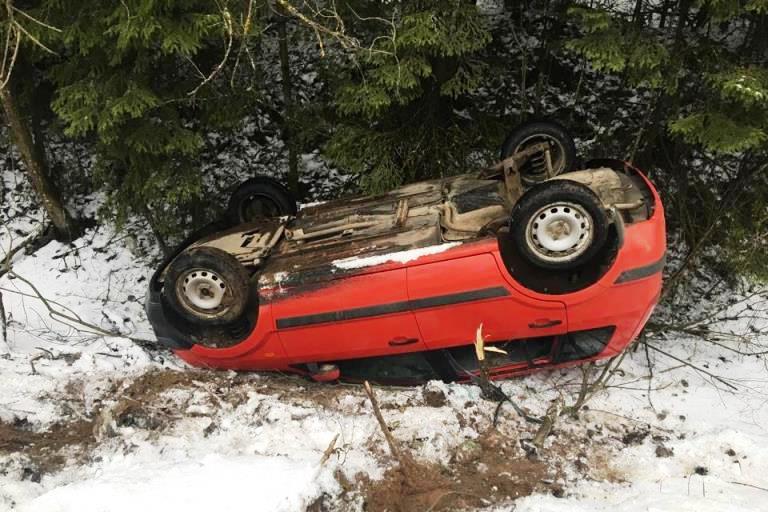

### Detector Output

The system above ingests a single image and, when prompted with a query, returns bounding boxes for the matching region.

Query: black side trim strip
[614,253,666,284]
[409,287,510,310]
[276,286,510,329]
[277,301,410,329]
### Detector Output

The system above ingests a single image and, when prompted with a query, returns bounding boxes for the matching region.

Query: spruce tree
[566,0,768,279]
[566,2,767,154]
[324,0,493,193]
[44,0,262,244]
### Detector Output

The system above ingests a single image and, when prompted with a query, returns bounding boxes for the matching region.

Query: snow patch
[332,242,461,270]
[19,455,332,512]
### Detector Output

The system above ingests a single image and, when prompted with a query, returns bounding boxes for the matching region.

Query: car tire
[500,120,577,185]
[227,176,297,225]
[510,180,608,270]
[162,246,251,327]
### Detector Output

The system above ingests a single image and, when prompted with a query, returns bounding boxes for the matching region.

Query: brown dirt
[0,369,227,474]
[423,387,447,408]
[0,416,97,475]
[583,451,625,483]
[0,368,631,508]
[0,369,360,476]
[358,430,553,512]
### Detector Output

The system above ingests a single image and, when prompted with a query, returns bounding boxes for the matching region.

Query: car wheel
[227,176,297,225]
[510,180,608,270]
[163,246,250,326]
[500,120,577,185]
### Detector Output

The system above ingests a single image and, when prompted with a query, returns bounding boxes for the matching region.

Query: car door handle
[528,319,562,329]
[388,337,419,347]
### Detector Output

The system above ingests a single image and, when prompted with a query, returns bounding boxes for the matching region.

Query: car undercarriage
[177,150,653,294]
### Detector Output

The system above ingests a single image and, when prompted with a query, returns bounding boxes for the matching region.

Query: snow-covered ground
[1,216,766,511]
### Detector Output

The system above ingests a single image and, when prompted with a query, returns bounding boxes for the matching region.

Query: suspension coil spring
[528,151,548,175]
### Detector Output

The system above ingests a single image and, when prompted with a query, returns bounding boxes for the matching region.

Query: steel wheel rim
[176,268,232,318]
[525,202,593,263]
[514,134,567,181]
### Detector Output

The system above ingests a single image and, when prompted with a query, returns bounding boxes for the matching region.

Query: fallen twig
[472,324,542,426]
[644,338,656,411]
[0,290,6,344]
[532,397,562,448]
[319,433,340,465]
[647,320,768,356]
[29,346,56,374]
[1,270,158,350]
[1,223,48,279]
[561,363,593,418]
[586,408,675,433]
[729,481,768,493]
[94,352,123,359]
[363,380,404,464]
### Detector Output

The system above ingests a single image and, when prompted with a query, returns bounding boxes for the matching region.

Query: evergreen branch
[663,158,768,296]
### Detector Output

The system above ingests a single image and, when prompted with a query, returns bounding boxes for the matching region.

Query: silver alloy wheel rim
[514,134,567,176]
[177,268,229,317]
[525,202,593,263]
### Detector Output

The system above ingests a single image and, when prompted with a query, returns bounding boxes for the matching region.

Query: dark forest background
[1,0,767,292]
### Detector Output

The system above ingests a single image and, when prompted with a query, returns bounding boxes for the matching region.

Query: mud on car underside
[200,163,650,284]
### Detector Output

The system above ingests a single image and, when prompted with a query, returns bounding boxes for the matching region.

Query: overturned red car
[146,121,666,384]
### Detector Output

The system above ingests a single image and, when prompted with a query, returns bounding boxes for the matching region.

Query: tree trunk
[0,84,78,240]
[141,205,170,257]
[749,13,767,60]
[277,16,300,197]
[632,0,644,28]
[659,0,671,28]
[674,0,693,49]
[533,0,571,114]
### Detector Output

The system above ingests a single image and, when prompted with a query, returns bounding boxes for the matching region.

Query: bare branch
[188,8,234,96]
[1,1,62,89]
[10,6,62,33]
[645,342,739,391]
[276,0,359,51]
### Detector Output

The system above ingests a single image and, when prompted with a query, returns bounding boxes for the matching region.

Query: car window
[444,337,556,376]
[337,352,439,385]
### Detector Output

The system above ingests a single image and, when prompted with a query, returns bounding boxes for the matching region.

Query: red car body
[147,160,665,383]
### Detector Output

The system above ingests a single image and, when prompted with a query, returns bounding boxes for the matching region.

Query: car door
[406,253,567,350]
[274,268,425,362]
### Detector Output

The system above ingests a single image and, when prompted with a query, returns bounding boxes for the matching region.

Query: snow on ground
[1,220,767,511]
[510,288,768,511]
[0,225,165,426]
[513,335,768,512]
